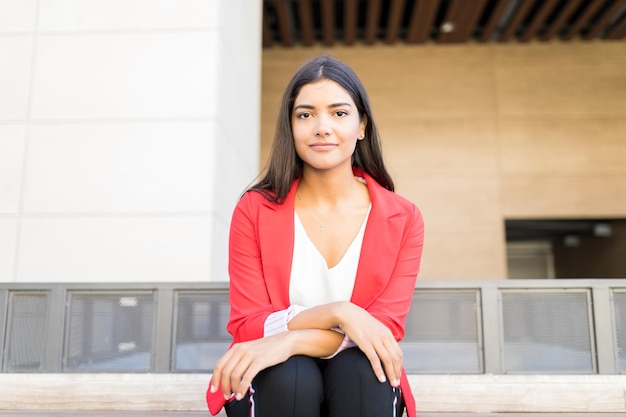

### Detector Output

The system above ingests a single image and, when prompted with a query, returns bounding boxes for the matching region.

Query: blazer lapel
[351,172,405,308]
[258,181,299,309]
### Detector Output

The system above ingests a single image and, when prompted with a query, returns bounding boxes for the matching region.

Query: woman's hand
[335,302,403,387]
[210,332,294,401]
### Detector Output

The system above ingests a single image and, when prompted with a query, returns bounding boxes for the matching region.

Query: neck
[298,170,357,206]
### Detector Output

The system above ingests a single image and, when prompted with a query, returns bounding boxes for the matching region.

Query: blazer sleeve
[226,192,274,342]
[366,203,424,341]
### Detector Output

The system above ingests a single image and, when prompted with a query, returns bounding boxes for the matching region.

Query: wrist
[330,301,351,330]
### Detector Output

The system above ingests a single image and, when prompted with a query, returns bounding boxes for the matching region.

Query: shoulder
[364,174,422,220]
[234,189,275,216]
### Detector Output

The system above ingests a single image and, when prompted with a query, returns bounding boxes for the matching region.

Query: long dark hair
[251,55,394,203]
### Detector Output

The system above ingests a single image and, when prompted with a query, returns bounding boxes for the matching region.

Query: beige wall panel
[494,42,626,117]
[503,174,626,218]
[419,231,507,279]
[343,45,496,119]
[399,177,502,234]
[261,44,497,159]
[381,117,499,176]
[262,41,626,280]
[500,117,626,174]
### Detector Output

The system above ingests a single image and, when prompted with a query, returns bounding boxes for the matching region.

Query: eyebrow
[293,102,353,111]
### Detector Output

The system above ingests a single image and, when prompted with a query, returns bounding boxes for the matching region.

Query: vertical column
[7,1,262,284]
[211,0,263,282]
[481,283,503,374]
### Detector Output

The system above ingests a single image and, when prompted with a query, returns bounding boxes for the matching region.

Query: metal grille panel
[65,292,155,371]
[173,291,230,371]
[613,290,626,373]
[501,290,594,373]
[4,292,48,372]
[401,290,481,373]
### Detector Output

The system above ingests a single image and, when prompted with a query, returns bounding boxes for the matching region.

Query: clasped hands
[210,301,403,401]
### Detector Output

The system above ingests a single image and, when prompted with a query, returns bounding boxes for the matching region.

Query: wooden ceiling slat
[262,0,626,48]
[273,0,294,47]
[321,0,335,45]
[458,0,489,42]
[440,0,488,43]
[583,0,626,40]
[365,0,382,44]
[562,0,606,40]
[500,0,537,42]
[540,0,583,41]
[439,0,466,43]
[606,13,626,39]
[262,2,274,48]
[343,0,359,45]
[385,0,406,44]
[519,0,560,42]
[479,0,511,42]
[407,0,440,43]
[297,0,314,46]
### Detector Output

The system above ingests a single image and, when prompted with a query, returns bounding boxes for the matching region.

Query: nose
[315,115,331,136]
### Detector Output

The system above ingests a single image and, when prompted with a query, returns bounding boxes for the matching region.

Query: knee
[324,348,373,383]
[255,355,323,397]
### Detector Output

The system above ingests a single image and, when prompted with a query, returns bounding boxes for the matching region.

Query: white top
[263,205,371,357]
[289,209,369,306]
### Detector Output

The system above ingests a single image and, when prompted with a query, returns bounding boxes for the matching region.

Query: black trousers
[224,347,404,417]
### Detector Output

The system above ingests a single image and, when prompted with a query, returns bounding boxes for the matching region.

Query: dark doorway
[505,219,626,279]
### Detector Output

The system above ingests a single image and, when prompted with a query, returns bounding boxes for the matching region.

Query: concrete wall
[261,42,626,280]
[0,0,261,283]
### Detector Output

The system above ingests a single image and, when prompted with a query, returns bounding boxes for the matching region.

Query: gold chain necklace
[296,182,356,233]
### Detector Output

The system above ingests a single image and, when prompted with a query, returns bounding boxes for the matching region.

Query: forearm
[287,328,345,357]
[287,301,345,331]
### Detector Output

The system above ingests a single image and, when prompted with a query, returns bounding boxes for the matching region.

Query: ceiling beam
[262,2,274,48]
[407,0,440,43]
[562,0,606,40]
[479,0,511,42]
[440,0,488,43]
[606,12,626,39]
[365,0,382,44]
[540,0,583,41]
[297,0,314,46]
[385,0,406,44]
[343,0,359,45]
[519,0,560,42]
[584,0,626,40]
[321,0,335,45]
[272,0,294,47]
[500,0,537,42]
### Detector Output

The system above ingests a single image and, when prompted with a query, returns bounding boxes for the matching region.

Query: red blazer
[207,169,424,416]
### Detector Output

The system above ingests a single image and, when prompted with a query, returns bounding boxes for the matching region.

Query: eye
[296,112,312,119]
[335,110,348,117]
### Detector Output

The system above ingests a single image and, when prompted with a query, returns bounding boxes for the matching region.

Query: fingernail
[235,392,243,401]
[210,385,216,393]
[224,393,230,400]
[378,374,386,383]
[393,379,400,387]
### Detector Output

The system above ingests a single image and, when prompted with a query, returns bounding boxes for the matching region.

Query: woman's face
[291,79,366,173]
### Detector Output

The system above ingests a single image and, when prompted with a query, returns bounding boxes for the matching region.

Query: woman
[207,55,424,417]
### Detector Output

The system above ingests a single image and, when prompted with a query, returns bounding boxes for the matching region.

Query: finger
[229,356,254,400]
[375,341,397,385]
[362,345,386,383]
[219,349,242,399]
[235,362,261,400]
[210,349,233,394]
[381,339,403,387]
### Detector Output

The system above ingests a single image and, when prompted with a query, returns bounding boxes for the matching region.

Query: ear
[358,114,368,140]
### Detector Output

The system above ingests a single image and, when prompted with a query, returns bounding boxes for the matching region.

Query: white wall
[0,0,261,283]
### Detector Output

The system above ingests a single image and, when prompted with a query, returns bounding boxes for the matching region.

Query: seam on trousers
[249,385,255,417]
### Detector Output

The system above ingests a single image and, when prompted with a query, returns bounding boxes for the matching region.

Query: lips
[309,143,338,151]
